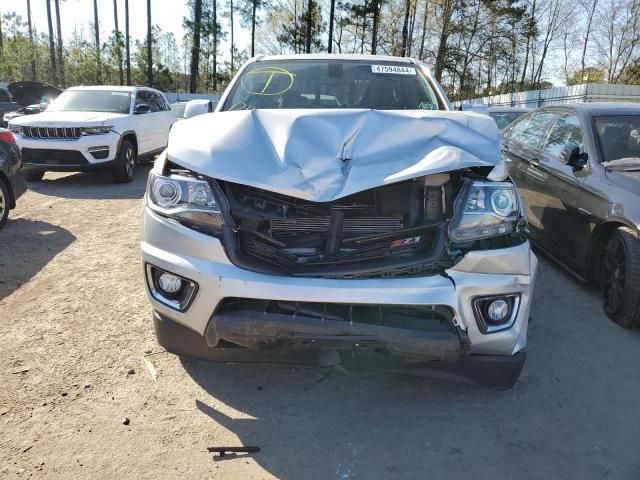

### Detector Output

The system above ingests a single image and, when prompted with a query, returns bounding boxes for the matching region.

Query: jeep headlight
[448,181,522,242]
[8,124,23,134]
[82,125,113,135]
[147,170,223,230]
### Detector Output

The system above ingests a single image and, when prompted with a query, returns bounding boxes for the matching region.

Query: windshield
[48,90,132,113]
[171,103,187,117]
[595,115,640,162]
[222,60,443,111]
[490,111,526,130]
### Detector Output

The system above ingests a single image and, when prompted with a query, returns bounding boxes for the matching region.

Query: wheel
[23,169,45,181]
[111,140,136,183]
[0,178,10,229]
[602,227,640,328]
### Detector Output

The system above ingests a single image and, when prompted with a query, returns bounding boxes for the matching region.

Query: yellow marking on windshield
[240,67,296,96]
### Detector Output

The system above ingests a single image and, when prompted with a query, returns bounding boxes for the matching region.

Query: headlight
[448,181,521,242]
[147,170,223,230]
[8,124,23,134]
[82,125,113,135]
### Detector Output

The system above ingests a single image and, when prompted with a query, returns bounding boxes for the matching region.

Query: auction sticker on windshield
[371,65,416,75]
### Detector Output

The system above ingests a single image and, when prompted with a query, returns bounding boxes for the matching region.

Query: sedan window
[509,111,556,148]
[543,114,583,157]
[595,115,640,162]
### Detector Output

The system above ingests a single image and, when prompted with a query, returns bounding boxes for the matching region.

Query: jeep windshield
[47,90,132,114]
[221,59,443,111]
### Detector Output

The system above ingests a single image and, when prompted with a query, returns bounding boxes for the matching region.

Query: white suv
[8,86,175,182]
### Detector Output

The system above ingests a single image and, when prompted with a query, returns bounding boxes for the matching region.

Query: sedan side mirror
[134,103,152,115]
[559,143,587,169]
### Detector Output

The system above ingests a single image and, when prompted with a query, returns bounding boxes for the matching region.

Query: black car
[0,128,27,229]
[502,103,640,328]
[1,81,62,126]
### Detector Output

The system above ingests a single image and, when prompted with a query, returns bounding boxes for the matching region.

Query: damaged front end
[143,108,534,388]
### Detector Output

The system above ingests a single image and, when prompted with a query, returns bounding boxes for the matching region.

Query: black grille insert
[22,148,88,166]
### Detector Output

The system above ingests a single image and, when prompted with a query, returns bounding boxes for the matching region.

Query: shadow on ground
[25,164,151,200]
[0,218,75,301]
[178,259,640,479]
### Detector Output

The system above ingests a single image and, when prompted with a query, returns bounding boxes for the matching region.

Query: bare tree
[433,0,455,81]
[93,0,101,84]
[54,0,64,86]
[579,0,599,81]
[328,0,336,52]
[46,0,58,84]
[597,0,640,83]
[125,0,131,85]
[113,0,124,85]
[190,0,203,92]
[27,0,37,80]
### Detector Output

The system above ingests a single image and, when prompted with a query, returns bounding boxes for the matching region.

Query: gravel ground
[1,168,640,479]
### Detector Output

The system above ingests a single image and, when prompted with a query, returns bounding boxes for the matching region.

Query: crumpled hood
[10,110,127,127]
[167,109,501,202]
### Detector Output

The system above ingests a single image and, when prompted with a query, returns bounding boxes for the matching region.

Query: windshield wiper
[602,157,640,171]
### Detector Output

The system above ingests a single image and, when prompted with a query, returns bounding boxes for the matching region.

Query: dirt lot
[1,168,640,479]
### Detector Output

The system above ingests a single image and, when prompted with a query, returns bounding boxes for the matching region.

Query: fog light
[158,272,182,294]
[145,264,198,312]
[486,299,509,323]
[472,294,520,334]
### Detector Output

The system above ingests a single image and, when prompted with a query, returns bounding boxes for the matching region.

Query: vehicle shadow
[0,218,75,301]
[181,357,503,478]
[25,164,151,200]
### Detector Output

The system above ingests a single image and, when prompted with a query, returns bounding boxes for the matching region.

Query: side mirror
[134,103,151,115]
[559,143,587,169]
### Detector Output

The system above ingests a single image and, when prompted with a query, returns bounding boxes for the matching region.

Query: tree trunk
[408,0,417,57]
[230,0,235,71]
[189,0,202,93]
[26,0,37,80]
[46,0,58,85]
[371,0,379,55]
[146,0,152,86]
[125,0,131,85]
[400,0,410,56]
[305,0,312,53]
[433,0,453,81]
[328,0,336,53]
[93,0,101,84]
[418,0,428,60]
[54,0,64,86]
[0,8,3,55]
[213,0,218,91]
[114,0,124,85]
[580,0,598,81]
[251,0,256,57]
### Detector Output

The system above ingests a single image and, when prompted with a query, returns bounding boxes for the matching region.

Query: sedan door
[526,112,589,267]
[501,111,557,237]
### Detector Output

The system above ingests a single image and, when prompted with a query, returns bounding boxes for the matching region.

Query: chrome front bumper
[141,207,538,359]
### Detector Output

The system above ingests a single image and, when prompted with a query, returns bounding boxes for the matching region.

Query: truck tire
[0,178,9,229]
[111,140,136,183]
[602,226,640,328]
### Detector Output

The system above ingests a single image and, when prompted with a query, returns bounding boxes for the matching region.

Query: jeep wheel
[23,170,45,181]
[112,140,136,183]
[602,227,640,328]
[0,178,10,229]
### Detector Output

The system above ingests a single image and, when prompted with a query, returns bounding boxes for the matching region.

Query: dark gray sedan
[502,103,640,328]
[0,128,26,229]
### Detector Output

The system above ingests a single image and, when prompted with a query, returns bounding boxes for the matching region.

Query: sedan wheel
[602,227,640,328]
[603,235,626,316]
[0,179,9,229]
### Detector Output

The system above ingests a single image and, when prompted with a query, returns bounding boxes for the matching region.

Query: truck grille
[22,126,82,140]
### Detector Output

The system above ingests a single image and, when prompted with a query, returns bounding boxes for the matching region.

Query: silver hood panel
[167,109,501,202]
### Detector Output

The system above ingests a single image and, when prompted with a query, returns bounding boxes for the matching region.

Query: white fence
[458,83,640,108]
[163,92,221,103]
